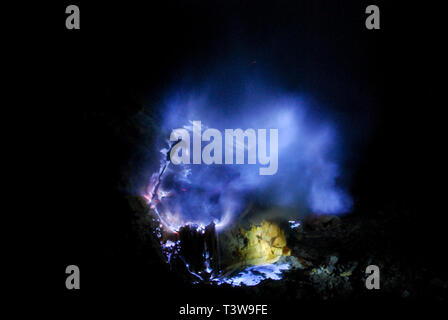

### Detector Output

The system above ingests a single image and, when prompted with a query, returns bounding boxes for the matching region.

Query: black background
[22,0,446,316]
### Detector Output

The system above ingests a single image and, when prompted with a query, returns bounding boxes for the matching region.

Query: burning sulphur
[237,221,291,266]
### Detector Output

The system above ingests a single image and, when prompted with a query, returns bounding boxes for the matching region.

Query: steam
[141,76,352,231]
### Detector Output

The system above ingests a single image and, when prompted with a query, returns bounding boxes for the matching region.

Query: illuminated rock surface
[239,221,291,266]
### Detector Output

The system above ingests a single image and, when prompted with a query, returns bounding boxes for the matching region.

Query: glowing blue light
[214,263,291,287]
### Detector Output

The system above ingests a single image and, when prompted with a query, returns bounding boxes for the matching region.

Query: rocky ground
[129,196,448,301]
[238,214,447,301]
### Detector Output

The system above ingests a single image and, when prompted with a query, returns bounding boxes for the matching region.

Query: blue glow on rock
[214,263,291,287]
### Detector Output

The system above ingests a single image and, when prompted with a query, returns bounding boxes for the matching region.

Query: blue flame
[214,263,291,287]
[143,76,352,230]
